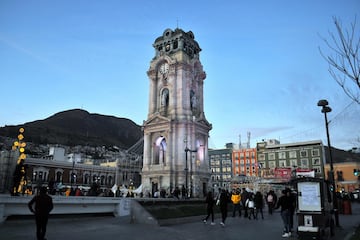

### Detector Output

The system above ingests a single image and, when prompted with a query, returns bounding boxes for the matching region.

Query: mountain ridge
[0,109,143,149]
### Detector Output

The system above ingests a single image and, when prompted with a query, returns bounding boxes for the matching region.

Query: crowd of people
[202,187,296,238]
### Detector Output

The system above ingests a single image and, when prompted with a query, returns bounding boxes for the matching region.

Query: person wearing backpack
[266,190,277,215]
[246,193,256,220]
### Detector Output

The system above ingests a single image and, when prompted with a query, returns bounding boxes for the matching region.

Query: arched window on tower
[154,136,167,165]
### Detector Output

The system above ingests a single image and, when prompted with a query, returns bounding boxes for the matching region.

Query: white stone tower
[142,28,212,198]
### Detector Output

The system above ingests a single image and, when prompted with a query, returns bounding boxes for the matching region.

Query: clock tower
[142,28,212,198]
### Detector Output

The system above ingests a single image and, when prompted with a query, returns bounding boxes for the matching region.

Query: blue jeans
[280,209,291,233]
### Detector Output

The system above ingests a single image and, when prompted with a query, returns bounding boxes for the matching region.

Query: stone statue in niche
[161,88,169,107]
[190,90,197,110]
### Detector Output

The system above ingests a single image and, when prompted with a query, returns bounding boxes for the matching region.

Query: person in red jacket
[28,186,54,240]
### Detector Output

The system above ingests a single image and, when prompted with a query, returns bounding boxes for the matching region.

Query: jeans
[232,203,241,217]
[35,214,49,240]
[280,209,291,233]
[204,206,214,222]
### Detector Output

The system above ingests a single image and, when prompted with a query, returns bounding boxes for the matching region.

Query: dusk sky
[1,1,359,150]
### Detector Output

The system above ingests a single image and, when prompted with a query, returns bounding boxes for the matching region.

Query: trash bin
[342,199,352,215]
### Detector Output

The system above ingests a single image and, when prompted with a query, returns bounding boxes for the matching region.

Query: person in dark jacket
[219,188,229,227]
[28,186,54,240]
[275,189,292,238]
[286,188,296,232]
[241,188,249,218]
[254,191,264,220]
[203,191,216,225]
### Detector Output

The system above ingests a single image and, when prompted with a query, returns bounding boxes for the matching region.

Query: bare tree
[319,16,360,104]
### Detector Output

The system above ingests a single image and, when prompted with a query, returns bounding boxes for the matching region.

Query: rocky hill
[0,109,143,150]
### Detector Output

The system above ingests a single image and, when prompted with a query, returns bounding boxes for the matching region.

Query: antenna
[247,132,251,148]
[176,18,179,29]
[239,134,242,149]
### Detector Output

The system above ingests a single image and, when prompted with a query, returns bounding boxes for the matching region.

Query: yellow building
[323,147,360,192]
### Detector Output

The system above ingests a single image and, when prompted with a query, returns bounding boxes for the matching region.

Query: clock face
[159,63,169,74]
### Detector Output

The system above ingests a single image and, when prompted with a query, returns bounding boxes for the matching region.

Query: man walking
[28,186,54,240]
[275,189,292,238]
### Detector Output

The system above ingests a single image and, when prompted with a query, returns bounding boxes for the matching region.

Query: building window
[312,158,320,165]
[269,161,276,168]
[300,150,308,158]
[269,153,275,160]
[300,159,308,168]
[84,173,90,184]
[279,152,286,159]
[289,151,296,158]
[312,149,320,157]
[290,159,298,168]
[336,171,344,181]
[279,160,287,167]
[313,166,321,174]
[56,171,62,182]
[258,154,265,161]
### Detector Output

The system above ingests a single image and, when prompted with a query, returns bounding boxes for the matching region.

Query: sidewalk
[0,202,359,240]
[332,201,360,240]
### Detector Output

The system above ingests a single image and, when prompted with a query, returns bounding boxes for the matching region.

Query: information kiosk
[295,177,335,239]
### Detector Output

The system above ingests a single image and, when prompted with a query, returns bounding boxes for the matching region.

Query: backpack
[267,194,273,203]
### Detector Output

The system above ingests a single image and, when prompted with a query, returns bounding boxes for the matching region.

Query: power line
[328,101,356,124]
[281,100,357,142]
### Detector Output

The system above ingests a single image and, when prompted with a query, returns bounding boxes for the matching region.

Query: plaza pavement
[1,202,359,240]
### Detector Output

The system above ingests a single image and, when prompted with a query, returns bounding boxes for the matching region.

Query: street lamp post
[317,99,340,227]
[184,141,197,198]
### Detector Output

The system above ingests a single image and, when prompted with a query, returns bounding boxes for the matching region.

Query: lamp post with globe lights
[184,139,197,198]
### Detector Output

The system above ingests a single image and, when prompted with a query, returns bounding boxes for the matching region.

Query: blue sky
[0,0,359,150]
